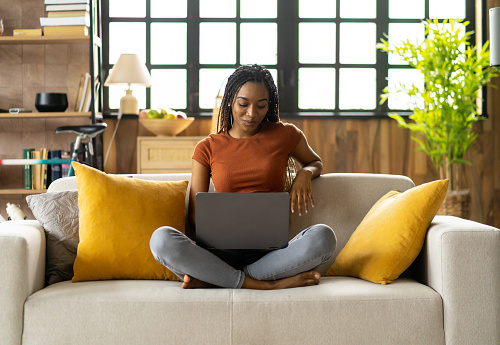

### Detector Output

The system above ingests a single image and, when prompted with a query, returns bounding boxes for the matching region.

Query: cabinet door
[137,137,204,173]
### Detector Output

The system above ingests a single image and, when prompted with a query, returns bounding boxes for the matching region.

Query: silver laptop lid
[195,192,290,250]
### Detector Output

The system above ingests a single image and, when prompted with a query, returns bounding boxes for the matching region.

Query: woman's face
[230,81,269,138]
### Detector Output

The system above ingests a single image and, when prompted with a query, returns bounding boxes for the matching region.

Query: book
[80,73,91,112]
[23,148,34,190]
[48,10,89,18]
[74,73,85,111]
[79,72,90,112]
[61,151,71,177]
[31,151,41,190]
[44,0,89,4]
[40,148,49,189]
[49,150,62,185]
[13,29,42,36]
[46,4,90,11]
[40,15,90,27]
[43,25,89,36]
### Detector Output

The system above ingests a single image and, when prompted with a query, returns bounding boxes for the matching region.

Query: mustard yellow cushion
[326,179,448,285]
[71,162,187,282]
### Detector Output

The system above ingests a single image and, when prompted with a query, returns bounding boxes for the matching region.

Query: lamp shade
[104,54,152,87]
[490,7,500,66]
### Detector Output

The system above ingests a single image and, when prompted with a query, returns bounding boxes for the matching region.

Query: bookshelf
[0,0,103,219]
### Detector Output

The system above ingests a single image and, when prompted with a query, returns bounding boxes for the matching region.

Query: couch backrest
[48,172,414,259]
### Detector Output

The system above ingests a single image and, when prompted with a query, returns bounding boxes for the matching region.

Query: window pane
[109,0,145,18]
[108,85,147,110]
[299,0,336,18]
[339,68,376,110]
[299,23,336,64]
[151,69,187,110]
[429,0,466,19]
[339,23,376,64]
[298,68,335,110]
[151,23,187,65]
[389,0,424,19]
[199,23,236,64]
[151,0,187,18]
[387,68,424,110]
[240,23,277,65]
[340,0,376,18]
[109,22,146,65]
[200,0,236,18]
[388,23,425,65]
[241,0,277,18]
[199,69,234,109]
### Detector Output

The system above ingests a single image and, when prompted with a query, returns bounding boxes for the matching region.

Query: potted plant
[378,19,498,217]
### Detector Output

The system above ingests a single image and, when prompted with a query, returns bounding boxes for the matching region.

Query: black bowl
[35,93,68,112]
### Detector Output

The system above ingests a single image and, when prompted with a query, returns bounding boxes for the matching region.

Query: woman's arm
[188,160,211,229]
[290,134,323,216]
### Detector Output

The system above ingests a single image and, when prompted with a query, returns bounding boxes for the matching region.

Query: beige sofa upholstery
[1,173,499,345]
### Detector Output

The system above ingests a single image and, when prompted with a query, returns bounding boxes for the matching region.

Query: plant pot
[437,189,471,219]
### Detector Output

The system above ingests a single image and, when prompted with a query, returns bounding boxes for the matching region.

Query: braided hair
[216,64,279,134]
[217,64,297,192]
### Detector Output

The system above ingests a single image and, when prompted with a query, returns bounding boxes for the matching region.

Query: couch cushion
[327,179,448,284]
[22,278,444,345]
[71,162,188,282]
[26,190,79,285]
[22,280,232,345]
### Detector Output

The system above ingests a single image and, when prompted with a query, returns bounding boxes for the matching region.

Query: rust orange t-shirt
[192,121,303,193]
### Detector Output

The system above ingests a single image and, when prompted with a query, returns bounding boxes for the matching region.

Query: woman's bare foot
[242,271,321,290]
[181,275,216,289]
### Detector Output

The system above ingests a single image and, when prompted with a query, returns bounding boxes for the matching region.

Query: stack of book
[23,149,70,190]
[74,72,99,112]
[41,0,90,36]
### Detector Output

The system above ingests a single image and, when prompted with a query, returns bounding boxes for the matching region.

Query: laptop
[195,192,290,250]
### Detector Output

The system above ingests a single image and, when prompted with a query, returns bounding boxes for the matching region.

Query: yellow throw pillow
[326,179,448,285]
[71,162,188,282]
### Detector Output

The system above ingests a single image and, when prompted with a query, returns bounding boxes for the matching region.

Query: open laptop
[195,192,290,250]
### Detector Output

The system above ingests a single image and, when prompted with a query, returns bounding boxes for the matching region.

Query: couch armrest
[0,220,45,345]
[417,215,500,345]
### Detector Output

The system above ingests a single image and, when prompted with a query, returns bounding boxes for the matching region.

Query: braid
[217,64,279,134]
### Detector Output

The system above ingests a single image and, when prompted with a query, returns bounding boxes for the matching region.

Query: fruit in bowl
[139,108,194,136]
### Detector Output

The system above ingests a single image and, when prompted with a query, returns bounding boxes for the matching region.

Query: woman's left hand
[290,169,315,216]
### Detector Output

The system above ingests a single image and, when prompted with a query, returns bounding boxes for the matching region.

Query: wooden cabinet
[137,136,204,174]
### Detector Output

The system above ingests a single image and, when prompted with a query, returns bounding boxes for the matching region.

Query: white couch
[1,173,499,345]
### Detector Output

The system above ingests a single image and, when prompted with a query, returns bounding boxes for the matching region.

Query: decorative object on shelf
[139,118,195,137]
[104,54,152,115]
[378,19,499,219]
[0,18,3,36]
[6,202,26,220]
[490,7,500,66]
[35,92,68,112]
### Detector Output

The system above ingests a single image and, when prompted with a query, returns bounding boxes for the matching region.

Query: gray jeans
[150,224,336,289]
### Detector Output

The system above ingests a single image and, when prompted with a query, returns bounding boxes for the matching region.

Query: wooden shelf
[0,35,89,45]
[0,189,46,195]
[0,112,92,119]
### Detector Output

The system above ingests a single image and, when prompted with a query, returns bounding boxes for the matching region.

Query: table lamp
[104,54,152,115]
[490,7,500,66]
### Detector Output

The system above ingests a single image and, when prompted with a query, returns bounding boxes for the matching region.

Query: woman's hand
[290,169,314,216]
[289,134,323,216]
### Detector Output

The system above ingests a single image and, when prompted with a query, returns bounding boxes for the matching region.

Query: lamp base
[120,89,139,115]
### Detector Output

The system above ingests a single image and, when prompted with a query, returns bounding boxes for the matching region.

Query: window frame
[101,0,478,118]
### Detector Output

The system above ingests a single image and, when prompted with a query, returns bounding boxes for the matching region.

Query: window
[102,0,474,117]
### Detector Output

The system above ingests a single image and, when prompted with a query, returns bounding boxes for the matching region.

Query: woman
[150,64,336,290]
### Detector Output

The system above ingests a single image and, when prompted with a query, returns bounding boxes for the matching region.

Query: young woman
[150,64,336,290]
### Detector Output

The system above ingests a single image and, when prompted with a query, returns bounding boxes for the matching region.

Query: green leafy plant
[378,19,498,190]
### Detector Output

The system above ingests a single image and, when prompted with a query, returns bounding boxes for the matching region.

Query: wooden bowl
[139,118,195,136]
